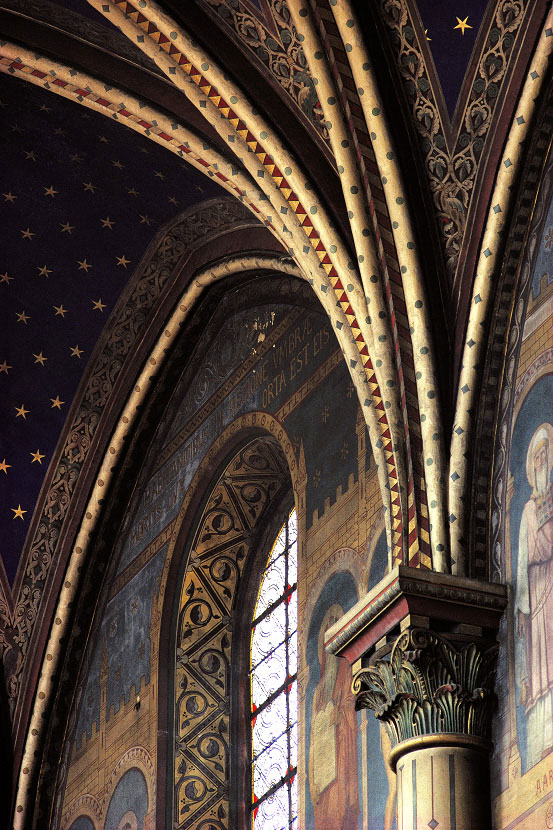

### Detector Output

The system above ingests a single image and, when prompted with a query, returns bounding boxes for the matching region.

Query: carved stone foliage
[174,437,289,830]
[1,199,255,713]
[201,0,329,143]
[380,0,527,279]
[353,629,498,747]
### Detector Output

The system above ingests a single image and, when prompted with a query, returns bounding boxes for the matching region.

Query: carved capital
[352,628,498,749]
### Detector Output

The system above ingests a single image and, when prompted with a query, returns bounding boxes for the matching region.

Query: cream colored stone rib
[449,10,553,574]
[331,0,449,572]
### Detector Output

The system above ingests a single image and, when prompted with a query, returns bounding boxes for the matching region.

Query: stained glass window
[250,509,298,830]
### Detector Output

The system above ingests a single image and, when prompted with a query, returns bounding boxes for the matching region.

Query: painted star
[116,255,131,268]
[83,181,97,193]
[53,304,67,317]
[154,170,165,180]
[101,216,115,229]
[43,185,58,198]
[0,360,12,374]
[2,191,17,203]
[0,459,11,474]
[37,264,52,278]
[24,150,37,161]
[139,214,151,225]
[98,135,110,143]
[16,311,30,324]
[11,505,27,520]
[60,221,74,234]
[112,160,124,169]
[92,298,106,312]
[195,185,204,193]
[77,258,92,272]
[30,449,45,464]
[168,196,179,206]
[454,16,472,35]
[11,124,23,134]
[127,187,139,197]
[54,127,67,137]
[70,153,83,163]
[139,147,149,154]
[50,395,64,409]
[20,227,35,240]
[39,103,51,112]
[15,404,29,419]
[33,352,47,366]
[0,272,13,284]
[70,344,84,358]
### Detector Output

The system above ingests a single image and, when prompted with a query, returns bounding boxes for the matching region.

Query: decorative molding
[379,0,528,279]
[352,628,498,749]
[200,0,330,145]
[325,566,507,658]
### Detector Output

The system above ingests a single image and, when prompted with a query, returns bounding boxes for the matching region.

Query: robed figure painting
[515,421,553,769]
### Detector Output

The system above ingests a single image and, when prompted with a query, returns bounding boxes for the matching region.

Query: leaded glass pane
[253,785,289,830]
[251,642,287,707]
[250,509,297,830]
[252,693,287,755]
[254,553,286,618]
[251,602,286,665]
[253,730,289,796]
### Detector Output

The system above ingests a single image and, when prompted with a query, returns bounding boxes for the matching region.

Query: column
[324,567,507,830]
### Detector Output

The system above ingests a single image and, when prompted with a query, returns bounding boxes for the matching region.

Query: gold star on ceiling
[15,404,29,419]
[112,160,124,169]
[139,215,151,225]
[70,345,84,358]
[54,127,67,137]
[24,150,37,161]
[77,258,92,272]
[0,272,13,284]
[11,505,26,520]
[16,310,30,324]
[83,181,97,193]
[92,298,106,312]
[43,185,58,198]
[70,153,83,163]
[2,191,16,203]
[37,264,52,278]
[20,227,35,240]
[30,449,45,464]
[50,395,64,409]
[454,16,472,35]
[60,221,74,234]
[127,187,139,197]
[116,255,131,268]
[98,135,109,143]
[0,458,11,474]
[53,304,67,317]
[101,216,115,229]
[0,360,11,374]
[154,170,165,180]
[168,196,179,206]
[33,352,47,366]
[39,104,51,113]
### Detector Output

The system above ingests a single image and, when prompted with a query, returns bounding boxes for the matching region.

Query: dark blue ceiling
[0,72,223,585]
[415,0,489,117]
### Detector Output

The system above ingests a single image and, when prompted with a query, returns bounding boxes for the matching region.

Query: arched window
[250,509,298,829]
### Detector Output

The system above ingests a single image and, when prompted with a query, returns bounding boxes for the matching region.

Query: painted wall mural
[303,570,396,830]
[492,174,553,828]
[56,280,379,829]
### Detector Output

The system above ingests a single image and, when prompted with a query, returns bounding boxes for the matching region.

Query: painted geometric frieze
[173,437,289,829]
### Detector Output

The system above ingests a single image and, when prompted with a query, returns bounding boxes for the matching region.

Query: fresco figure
[308,603,359,830]
[515,422,553,768]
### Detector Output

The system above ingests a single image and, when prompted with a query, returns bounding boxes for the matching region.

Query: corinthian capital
[352,628,498,748]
